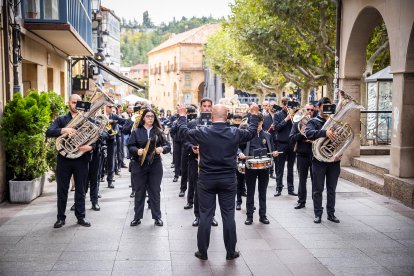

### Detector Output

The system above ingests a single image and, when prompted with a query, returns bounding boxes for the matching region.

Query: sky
[101,0,234,24]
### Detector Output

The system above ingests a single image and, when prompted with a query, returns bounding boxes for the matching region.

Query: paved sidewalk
[0,154,413,275]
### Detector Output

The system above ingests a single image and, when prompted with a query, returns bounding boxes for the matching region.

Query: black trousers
[296,154,313,204]
[116,135,123,171]
[276,143,296,192]
[106,139,115,184]
[197,177,237,256]
[180,149,189,191]
[56,155,89,220]
[131,159,163,220]
[236,170,245,205]
[245,168,269,218]
[173,141,182,177]
[312,159,340,217]
[187,156,198,207]
[88,147,101,204]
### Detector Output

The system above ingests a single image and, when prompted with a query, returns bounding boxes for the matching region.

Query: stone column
[390,72,414,177]
[339,78,362,166]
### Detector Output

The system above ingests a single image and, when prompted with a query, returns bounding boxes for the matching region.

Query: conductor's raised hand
[250,103,259,115]
[176,104,187,117]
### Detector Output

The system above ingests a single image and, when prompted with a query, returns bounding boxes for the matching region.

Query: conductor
[177,103,260,261]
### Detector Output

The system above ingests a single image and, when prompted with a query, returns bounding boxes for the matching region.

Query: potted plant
[0,91,51,203]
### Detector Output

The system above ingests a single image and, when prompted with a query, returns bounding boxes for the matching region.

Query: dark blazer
[304,116,327,140]
[177,115,259,180]
[273,109,292,143]
[242,130,274,156]
[290,121,312,155]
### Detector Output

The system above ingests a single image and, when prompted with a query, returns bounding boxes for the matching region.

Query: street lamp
[95,48,105,62]
[91,0,101,15]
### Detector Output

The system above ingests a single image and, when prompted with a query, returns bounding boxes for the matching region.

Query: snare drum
[237,162,245,174]
[245,157,273,170]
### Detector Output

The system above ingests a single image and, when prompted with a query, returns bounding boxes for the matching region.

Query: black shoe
[194,251,208,260]
[314,216,322,224]
[192,217,199,227]
[245,218,253,225]
[327,214,340,223]
[70,204,75,211]
[130,191,135,198]
[288,191,298,196]
[53,220,65,228]
[115,171,120,175]
[130,219,141,226]
[269,174,276,179]
[274,191,282,197]
[121,163,128,168]
[178,190,185,197]
[211,217,218,227]
[92,203,100,211]
[173,177,178,182]
[236,204,241,210]
[77,218,91,227]
[184,203,193,209]
[108,183,114,189]
[226,251,240,260]
[294,203,305,209]
[154,218,163,226]
[259,216,270,224]
[241,191,247,197]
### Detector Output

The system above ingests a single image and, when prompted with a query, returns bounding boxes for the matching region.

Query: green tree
[142,11,154,29]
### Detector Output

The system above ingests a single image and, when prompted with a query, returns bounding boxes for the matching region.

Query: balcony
[21,0,93,56]
[179,63,204,71]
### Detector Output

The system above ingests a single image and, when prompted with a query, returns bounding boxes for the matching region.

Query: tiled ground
[0,154,413,275]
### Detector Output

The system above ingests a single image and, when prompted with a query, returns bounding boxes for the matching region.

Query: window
[24,0,40,19]
[44,0,59,20]
[184,73,191,87]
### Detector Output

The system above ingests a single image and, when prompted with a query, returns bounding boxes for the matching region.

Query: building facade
[0,0,93,202]
[147,24,220,111]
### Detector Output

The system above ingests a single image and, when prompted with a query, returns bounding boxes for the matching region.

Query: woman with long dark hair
[128,109,171,226]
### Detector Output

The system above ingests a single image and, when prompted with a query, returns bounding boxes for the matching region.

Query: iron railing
[360,110,392,145]
[21,0,92,47]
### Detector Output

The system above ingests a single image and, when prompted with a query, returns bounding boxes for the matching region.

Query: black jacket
[305,115,327,140]
[127,127,171,169]
[290,121,312,156]
[273,109,292,143]
[241,130,274,156]
[178,115,259,180]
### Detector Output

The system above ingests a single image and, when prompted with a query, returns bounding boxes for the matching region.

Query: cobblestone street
[0,154,413,275]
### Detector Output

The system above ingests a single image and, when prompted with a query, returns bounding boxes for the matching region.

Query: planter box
[9,175,46,203]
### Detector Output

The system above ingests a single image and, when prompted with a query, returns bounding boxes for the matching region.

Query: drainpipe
[334,0,342,104]
[2,0,11,100]
[11,23,21,94]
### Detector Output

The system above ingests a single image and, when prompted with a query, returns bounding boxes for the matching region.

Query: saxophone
[56,87,115,159]
[312,90,363,162]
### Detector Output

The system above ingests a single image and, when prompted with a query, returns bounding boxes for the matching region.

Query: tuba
[56,87,115,159]
[312,90,363,162]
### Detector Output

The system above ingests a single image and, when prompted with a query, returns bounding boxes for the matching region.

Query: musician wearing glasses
[289,103,315,210]
[128,109,171,227]
[46,94,92,228]
[238,113,280,225]
[305,97,341,224]
[273,97,297,197]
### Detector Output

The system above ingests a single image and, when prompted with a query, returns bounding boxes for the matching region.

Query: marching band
[46,89,349,260]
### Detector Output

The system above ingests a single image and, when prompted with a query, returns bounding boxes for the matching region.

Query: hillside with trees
[120,12,222,66]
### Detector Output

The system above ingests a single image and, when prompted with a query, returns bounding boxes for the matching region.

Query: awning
[87,57,146,91]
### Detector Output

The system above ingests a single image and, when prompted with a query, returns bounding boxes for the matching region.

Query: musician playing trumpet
[128,109,171,227]
[238,113,280,225]
[289,103,315,210]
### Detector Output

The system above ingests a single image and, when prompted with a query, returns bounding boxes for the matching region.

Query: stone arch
[197,82,205,104]
[339,1,414,177]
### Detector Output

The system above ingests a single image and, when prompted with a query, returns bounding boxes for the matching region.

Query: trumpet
[292,108,310,136]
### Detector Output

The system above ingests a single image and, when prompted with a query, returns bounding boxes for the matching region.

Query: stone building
[0,0,93,202]
[147,24,220,111]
